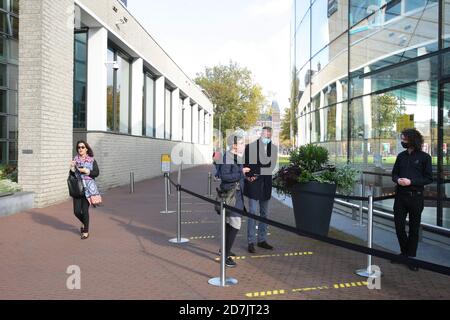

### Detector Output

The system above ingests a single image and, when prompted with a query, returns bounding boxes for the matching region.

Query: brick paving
[0,165,449,300]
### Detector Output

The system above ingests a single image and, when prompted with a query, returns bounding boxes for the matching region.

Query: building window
[0,0,18,165]
[107,46,131,133]
[164,86,172,140]
[143,71,155,137]
[73,31,87,129]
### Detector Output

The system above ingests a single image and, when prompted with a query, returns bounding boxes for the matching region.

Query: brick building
[16,0,213,207]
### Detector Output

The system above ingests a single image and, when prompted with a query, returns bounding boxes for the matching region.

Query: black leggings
[225,223,239,257]
[73,197,90,232]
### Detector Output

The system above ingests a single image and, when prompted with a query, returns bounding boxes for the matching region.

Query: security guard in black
[391,135,432,262]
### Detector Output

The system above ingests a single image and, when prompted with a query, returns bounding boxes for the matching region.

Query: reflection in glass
[0,89,5,113]
[350,0,438,74]
[165,87,172,140]
[107,48,114,131]
[295,10,310,72]
[144,74,155,137]
[117,54,130,134]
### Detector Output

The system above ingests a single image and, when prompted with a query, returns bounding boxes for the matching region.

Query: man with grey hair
[244,126,278,253]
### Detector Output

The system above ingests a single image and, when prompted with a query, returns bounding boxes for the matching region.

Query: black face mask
[401,142,409,149]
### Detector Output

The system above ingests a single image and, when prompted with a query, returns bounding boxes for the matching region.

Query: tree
[195,61,265,143]
[373,93,406,139]
[281,107,293,142]
[288,68,300,146]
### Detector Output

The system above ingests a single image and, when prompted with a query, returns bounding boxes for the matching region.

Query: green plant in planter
[0,164,21,193]
[273,144,359,196]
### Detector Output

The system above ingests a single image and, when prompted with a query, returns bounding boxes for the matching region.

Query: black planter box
[291,182,337,236]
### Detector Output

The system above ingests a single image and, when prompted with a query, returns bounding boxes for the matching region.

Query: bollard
[356,194,382,278]
[160,173,175,214]
[169,165,188,244]
[208,201,238,287]
[206,172,212,197]
[130,172,135,194]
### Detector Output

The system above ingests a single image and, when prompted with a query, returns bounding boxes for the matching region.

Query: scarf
[74,155,102,205]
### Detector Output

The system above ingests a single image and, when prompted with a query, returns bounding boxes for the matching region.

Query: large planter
[0,192,35,217]
[291,182,337,236]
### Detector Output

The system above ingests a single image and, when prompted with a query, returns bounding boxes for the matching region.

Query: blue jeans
[247,198,270,245]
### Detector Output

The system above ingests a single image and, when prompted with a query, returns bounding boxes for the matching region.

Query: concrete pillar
[18,0,75,207]
[199,107,205,144]
[155,76,165,139]
[131,58,143,136]
[87,27,108,131]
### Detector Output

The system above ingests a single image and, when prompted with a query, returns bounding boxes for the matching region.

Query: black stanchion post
[208,201,238,287]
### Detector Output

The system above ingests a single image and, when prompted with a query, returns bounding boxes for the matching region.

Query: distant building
[249,101,281,148]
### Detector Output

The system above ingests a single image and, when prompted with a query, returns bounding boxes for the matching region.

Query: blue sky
[128,0,291,111]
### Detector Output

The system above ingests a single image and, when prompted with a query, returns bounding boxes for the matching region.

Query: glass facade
[291,0,450,229]
[0,0,18,165]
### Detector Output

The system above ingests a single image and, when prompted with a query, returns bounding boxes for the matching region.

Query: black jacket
[391,150,433,193]
[244,140,278,201]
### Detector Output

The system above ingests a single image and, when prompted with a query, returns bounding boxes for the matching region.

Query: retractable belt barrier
[168,176,450,277]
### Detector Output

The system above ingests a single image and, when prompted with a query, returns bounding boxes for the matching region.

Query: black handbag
[67,170,85,198]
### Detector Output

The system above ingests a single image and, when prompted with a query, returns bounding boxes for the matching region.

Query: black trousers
[225,223,239,258]
[393,193,424,257]
[73,197,90,232]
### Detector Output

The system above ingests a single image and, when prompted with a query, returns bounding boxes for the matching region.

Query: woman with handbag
[69,140,101,240]
[217,132,250,268]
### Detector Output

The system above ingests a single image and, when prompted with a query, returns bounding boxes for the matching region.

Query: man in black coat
[244,127,278,253]
[391,128,433,271]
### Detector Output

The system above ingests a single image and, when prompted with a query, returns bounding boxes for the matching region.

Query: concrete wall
[18,0,74,208]
[85,132,212,191]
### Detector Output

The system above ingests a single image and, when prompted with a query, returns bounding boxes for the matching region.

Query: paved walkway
[0,165,449,300]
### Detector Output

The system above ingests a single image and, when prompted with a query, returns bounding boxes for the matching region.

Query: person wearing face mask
[244,127,278,254]
[217,131,250,268]
[391,128,432,271]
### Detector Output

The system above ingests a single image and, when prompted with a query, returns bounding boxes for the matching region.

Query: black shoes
[218,249,236,257]
[391,253,420,272]
[257,241,274,250]
[248,242,274,252]
[225,257,236,268]
[390,253,406,264]
[408,265,419,272]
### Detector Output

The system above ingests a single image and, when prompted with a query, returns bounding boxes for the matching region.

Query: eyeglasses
[77,146,86,150]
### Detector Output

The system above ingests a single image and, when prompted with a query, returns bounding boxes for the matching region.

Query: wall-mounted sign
[328,0,338,18]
